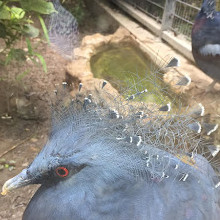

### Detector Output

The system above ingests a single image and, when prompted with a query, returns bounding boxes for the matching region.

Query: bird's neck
[201,0,216,17]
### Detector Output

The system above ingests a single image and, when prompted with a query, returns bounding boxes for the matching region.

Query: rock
[16,97,39,120]
[66,59,93,81]
[74,46,94,59]
[81,33,110,48]
[8,160,16,166]
[8,166,15,171]
[31,138,38,143]
[22,162,29,167]
[66,27,134,104]
[96,14,115,33]
[109,27,132,44]
[0,158,6,165]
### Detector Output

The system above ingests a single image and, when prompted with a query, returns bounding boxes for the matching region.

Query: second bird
[192,0,220,92]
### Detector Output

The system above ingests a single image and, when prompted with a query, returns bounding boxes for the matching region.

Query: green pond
[90,44,176,104]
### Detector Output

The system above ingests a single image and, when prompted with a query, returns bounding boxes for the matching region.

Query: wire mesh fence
[120,0,220,40]
[127,0,166,22]
[171,0,201,38]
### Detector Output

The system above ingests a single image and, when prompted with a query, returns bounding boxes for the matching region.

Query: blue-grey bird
[1,58,220,219]
[48,0,79,59]
[192,0,220,91]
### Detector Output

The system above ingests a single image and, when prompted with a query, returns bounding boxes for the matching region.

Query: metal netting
[171,0,201,39]
[124,0,166,22]
[120,0,220,40]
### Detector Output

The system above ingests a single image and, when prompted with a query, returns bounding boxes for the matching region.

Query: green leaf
[20,0,56,14]
[0,23,6,38]
[5,48,26,65]
[11,7,25,19]
[26,38,33,55]
[38,15,50,44]
[23,24,39,38]
[16,70,30,81]
[0,2,10,19]
[35,53,47,73]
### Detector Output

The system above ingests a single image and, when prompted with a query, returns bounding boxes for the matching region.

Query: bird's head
[200,0,216,18]
[1,59,219,211]
[1,88,151,195]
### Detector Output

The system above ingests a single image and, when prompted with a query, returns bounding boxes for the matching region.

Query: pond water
[90,44,177,104]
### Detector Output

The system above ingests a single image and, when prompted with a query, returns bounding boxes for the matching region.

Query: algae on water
[91,44,174,104]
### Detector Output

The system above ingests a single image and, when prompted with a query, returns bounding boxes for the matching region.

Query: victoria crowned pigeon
[192,0,220,91]
[1,57,220,220]
[1,0,220,219]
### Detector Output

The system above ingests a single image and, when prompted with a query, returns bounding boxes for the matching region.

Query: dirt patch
[0,41,67,219]
[0,118,48,220]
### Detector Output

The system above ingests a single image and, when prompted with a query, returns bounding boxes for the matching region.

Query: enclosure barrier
[113,0,203,40]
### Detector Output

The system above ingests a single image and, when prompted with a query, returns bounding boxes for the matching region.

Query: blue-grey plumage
[79,83,83,92]
[158,103,171,112]
[102,80,107,89]
[176,75,191,86]
[189,103,205,117]
[208,145,220,157]
[202,123,219,135]
[48,0,79,59]
[192,0,220,90]
[1,77,220,219]
[165,57,180,68]
[22,156,219,220]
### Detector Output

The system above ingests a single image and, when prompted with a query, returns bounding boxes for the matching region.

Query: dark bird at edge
[192,0,220,92]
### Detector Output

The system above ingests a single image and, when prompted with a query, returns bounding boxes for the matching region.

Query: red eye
[55,167,69,177]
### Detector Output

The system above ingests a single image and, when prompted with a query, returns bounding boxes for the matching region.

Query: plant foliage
[0,0,55,71]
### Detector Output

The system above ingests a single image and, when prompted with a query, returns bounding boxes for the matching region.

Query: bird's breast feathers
[199,44,220,56]
[192,16,206,35]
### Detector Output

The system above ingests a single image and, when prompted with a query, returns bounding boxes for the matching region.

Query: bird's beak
[1,169,31,195]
